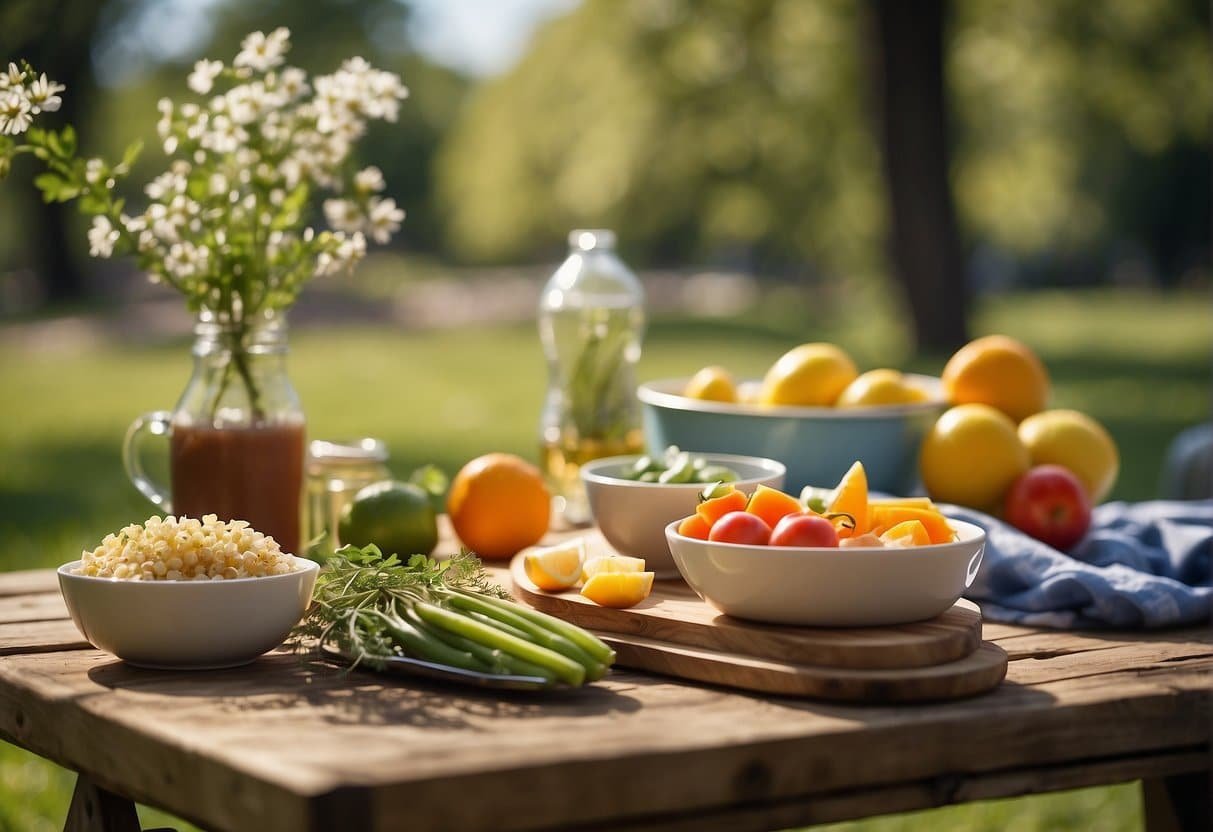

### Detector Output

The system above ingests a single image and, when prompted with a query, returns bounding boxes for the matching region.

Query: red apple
[770,512,840,547]
[708,511,772,545]
[1004,465,1092,550]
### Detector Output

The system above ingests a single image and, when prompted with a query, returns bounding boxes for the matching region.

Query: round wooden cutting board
[509,547,1008,703]
[510,553,983,670]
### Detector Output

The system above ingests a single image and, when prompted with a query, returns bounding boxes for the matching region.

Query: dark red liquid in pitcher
[170,423,306,554]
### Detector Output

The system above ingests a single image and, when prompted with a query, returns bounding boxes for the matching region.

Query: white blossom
[85,158,105,185]
[323,198,362,233]
[0,90,32,135]
[366,196,404,244]
[88,216,119,258]
[0,63,23,90]
[233,27,290,72]
[353,166,385,194]
[26,73,64,113]
[188,60,224,95]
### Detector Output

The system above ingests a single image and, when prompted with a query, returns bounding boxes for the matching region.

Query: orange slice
[523,539,586,591]
[582,554,646,581]
[869,497,936,511]
[879,520,931,547]
[869,506,956,544]
[677,514,711,540]
[745,484,804,529]
[827,461,869,538]
[696,487,748,528]
[581,571,655,609]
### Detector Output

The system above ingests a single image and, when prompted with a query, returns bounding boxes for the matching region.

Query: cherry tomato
[708,511,772,545]
[769,512,840,548]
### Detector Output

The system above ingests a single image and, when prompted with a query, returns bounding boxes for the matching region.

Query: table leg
[1142,771,1213,832]
[63,775,142,832]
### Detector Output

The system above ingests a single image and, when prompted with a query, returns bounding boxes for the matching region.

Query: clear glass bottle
[538,229,646,524]
[123,309,307,553]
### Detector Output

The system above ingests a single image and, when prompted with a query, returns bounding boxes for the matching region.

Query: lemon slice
[582,554,646,582]
[581,571,655,609]
[523,538,586,591]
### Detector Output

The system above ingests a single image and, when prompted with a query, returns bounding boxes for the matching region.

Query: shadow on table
[85,653,643,731]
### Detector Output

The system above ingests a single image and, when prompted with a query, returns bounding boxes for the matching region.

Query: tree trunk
[869,0,969,353]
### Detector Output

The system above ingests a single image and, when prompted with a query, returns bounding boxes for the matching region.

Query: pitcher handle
[123,410,174,512]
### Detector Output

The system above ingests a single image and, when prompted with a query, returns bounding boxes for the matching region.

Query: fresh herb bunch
[295,544,615,687]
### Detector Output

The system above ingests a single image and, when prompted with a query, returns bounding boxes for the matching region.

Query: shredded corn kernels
[76,514,299,580]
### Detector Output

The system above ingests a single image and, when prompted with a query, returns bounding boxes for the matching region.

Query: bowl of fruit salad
[665,463,985,626]
[581,447,785,578]
[638,344,947,495]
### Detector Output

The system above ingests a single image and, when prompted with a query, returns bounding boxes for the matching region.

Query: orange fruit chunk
[448,453,551,560]
[696,487,748,528]
[869,497,936,511]
[581,571,655,609]
[677,514,711,540]
[869,506,956,544]
[583,554,646,581]
[879,520,931,547]
[826,461,868,538]
[941,334,1050,422]
[523,539,586,591]
[745,484,804,529]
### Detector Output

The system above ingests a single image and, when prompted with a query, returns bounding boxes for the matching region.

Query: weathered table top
[0,566,1209,832]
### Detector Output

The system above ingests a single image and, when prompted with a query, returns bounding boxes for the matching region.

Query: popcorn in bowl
[76,514,300,581]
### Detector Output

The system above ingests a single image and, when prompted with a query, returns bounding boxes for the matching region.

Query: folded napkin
[951,500,1212,629]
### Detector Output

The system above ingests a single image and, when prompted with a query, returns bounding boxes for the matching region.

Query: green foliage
[438,0,1209,285]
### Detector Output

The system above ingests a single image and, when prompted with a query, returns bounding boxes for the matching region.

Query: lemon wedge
[582,554,646,582]
[523,538,586,591]
[581,571,655,609]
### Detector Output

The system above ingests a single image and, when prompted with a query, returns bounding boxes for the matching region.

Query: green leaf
[408,464,449,499]
[120,139,142,170]
[58,126,77,157]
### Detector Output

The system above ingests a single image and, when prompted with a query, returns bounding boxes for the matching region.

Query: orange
[919,404,1030,510]
[879,520,932,547]
[448,453,551,560]
[581,571,655,608]
[826,461,868,538]
[745,485,804,529]
[941,335,1050,422]
[583,554,646,581]
[759,343,859,407]
[870,496,936,511]
[677,514,711,540]
[1018,409,1119,503]
[869,506,956,544]
[696,487,748,528]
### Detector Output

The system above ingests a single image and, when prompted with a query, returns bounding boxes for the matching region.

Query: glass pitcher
[123,309,306,554]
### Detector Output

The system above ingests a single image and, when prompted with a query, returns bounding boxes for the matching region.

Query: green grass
[0,286,1207,830]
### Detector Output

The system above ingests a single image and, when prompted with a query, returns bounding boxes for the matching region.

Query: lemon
[523,538,587,591]
[942,335,1050,422]
[1019,409,1119,503]
[338,480,438,556]
[919,403,1030,510]
[684,366,738,402]
[760,343,858,407]
[837,369,929,407]
[582,554,646,581]
[581,571,655,608]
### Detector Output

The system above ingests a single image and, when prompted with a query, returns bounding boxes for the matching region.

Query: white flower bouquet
[1,28,408,411]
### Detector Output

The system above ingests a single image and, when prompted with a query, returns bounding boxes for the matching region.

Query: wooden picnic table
[0,565,1208,832]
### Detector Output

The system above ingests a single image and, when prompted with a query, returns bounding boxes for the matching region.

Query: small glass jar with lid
[305,438,391,547]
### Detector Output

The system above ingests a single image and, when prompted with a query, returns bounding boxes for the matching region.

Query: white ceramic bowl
[665,518,985,626]
[57,557,319,670]
[582,453,786,578]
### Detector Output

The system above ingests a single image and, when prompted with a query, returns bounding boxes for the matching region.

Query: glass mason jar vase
[123,309,307,554]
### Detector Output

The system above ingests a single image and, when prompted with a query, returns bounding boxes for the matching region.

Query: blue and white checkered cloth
[949,500,1212,629]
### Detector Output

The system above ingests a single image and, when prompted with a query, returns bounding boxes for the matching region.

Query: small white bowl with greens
[581,447,786,577]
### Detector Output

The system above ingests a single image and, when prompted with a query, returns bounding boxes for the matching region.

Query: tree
[869,0,968,350]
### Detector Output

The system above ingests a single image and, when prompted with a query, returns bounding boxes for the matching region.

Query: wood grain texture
[0,618,89,655]
[0,568,59,598]
[0,591,69,624]
[509,553,982,670]
[0,565,1208,832]
[604,633,1007,701]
